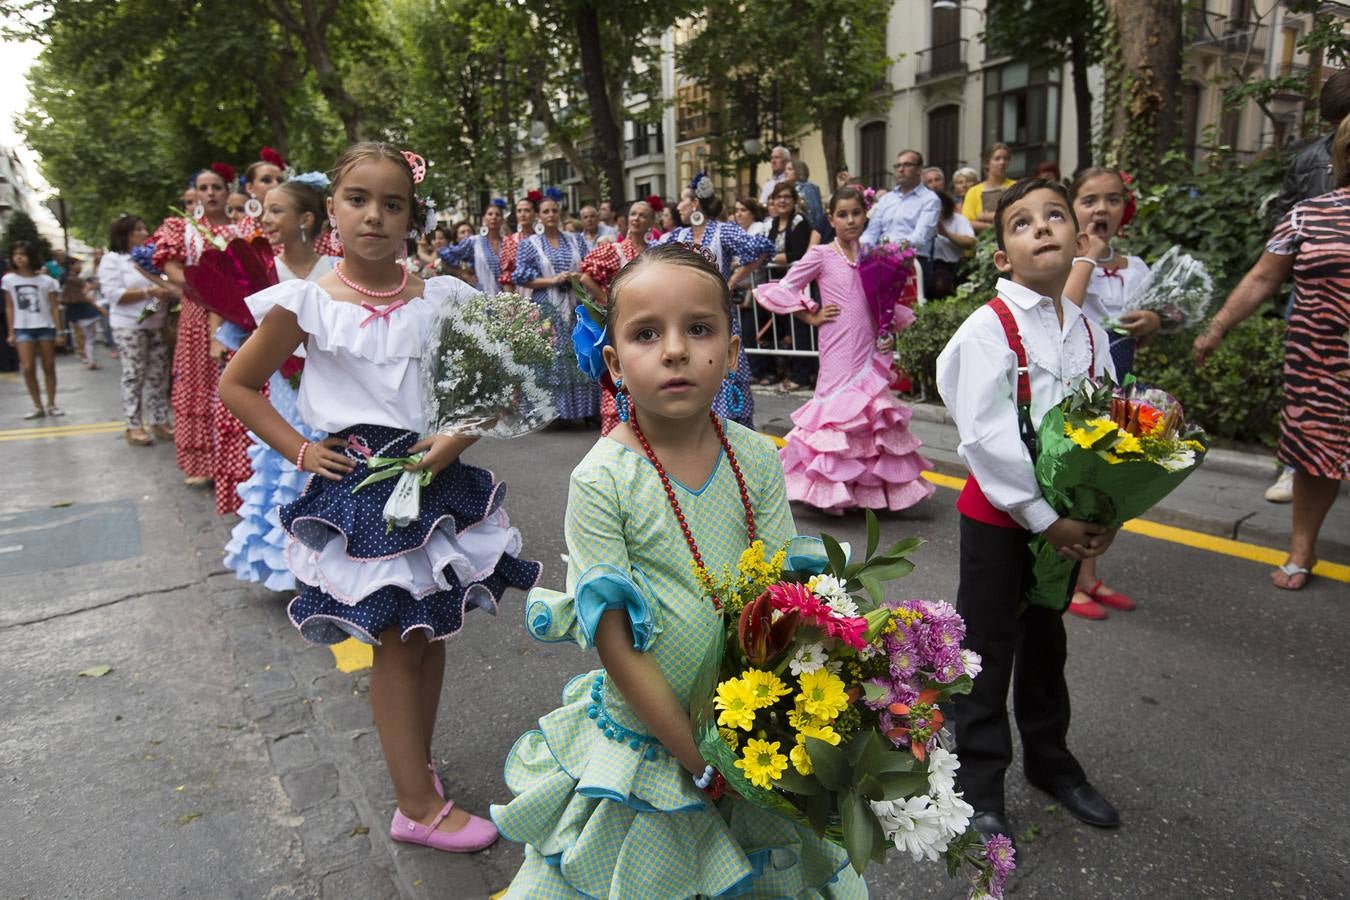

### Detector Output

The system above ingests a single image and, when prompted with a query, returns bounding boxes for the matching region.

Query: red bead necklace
[629,409,756,603]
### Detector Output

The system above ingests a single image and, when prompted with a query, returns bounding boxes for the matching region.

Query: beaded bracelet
[693,764,716,789]
[294,441,310,471]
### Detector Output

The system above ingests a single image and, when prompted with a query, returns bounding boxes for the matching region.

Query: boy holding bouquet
[935,178,1119,841]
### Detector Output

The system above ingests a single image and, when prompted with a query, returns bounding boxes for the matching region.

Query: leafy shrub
[896,285,984,397]
[1133,316,1286,447]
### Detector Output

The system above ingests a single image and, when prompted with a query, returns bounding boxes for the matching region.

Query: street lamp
[932,0,959,8]
[743,137,762,157]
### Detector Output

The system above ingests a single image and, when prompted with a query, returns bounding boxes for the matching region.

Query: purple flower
[983,833,1016,897]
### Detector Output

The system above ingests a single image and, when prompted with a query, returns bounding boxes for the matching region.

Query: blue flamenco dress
[243,275,542,644]
[513,231,601,421]
[658,221,773,429]
[223,256,333,591]
[490,421,867,898]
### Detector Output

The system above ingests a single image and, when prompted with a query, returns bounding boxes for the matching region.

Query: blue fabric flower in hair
[543,186,565,203]
[572,305,609,381]
[491,198,508,210]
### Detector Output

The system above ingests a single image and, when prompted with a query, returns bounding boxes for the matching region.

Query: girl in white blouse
[220,143,540,855]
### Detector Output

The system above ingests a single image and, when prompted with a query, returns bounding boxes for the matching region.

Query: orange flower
[886,688,944,763]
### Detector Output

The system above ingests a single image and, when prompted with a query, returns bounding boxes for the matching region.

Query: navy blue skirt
[280,424,542,645]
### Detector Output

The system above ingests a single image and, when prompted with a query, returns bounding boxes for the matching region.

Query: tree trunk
[819,111,845,187]
[1068,27,1092,169]
[574,1,626,204]
[269,1,364,142]
[1106,0,1182,177]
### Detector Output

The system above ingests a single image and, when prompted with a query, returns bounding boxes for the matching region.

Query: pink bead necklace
[335,261,408,299]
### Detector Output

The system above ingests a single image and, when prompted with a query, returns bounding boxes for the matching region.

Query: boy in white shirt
[936,178,1119,844]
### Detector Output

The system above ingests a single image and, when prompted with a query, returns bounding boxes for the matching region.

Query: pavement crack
[0,580,197,630]
[1231,511,1257,540]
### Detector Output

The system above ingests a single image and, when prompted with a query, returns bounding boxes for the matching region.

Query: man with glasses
[862,150,942,287]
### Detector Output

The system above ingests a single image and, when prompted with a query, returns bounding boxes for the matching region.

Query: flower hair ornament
[401,150,427,185]
[690,171,715,200]
[260,146,286,170]
[678,240,718,267]
[543,186,565,204]
[645,194,665,213]
[526,189,543,205]
[490,198,508,210]
[1120,171,1138,228]
[210,161,238,186]
[290,171,331,192]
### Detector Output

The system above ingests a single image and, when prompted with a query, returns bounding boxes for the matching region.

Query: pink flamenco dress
[755,243,934,513]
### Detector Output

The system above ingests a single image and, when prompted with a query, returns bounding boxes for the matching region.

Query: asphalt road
[2,358,1347,899]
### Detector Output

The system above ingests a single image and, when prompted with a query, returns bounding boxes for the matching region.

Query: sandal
[779,380,803,392]
[1086,580,1136,612]
[1067,591,1108,620]
[46,406,65,417]
[24,408,46,420]
[125,428,154,447]
[1271,561,1315,591]
[151,424,175,440]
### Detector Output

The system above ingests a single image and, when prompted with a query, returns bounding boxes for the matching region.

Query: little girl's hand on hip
[305,437,357,481]
[405,434,472,477]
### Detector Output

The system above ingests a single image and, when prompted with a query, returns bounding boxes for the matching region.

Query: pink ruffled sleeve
[754,244,826,314]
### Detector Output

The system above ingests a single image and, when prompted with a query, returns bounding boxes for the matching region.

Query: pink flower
[767,582,832,621]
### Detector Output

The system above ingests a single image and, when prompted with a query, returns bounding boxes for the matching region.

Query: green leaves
[818,512,923,608]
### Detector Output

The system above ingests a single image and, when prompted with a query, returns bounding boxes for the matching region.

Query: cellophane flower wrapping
[1025,377,1209,610]
[686,521,1013,896]
[1110,245,1213,334]
[420,291,559,438]
[858,241,917,334]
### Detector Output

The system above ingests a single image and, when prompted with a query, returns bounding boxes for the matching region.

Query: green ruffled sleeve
[524,462,661,651]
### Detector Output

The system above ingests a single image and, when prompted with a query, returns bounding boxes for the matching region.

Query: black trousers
[952,515,1085,813]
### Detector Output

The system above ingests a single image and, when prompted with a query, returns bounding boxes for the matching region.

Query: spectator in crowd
[732,197,769,237]
[598,199,618,231]
[835,168,854,189]
[922,166,947,193]
[453,221,474,242]
[759,144,791,204]
[1034,160,1063,183]
[785,158,827,236]
[44,248,67,283]
[226,190,250,223]
[952,166,980,203]
[658,200,679,234]
[61,258,106,369]
[932,189,976,298]
[862,149,941,271]
[964,142,1014,233]
[1262,68,1350,503]
[578,204,616,251]
[765,181,818,391]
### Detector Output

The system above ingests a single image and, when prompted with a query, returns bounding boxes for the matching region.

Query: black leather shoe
[970,811,1015,846]
[1034,780,1121,828]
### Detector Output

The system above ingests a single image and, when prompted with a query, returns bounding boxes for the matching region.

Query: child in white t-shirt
[3,241,64,418]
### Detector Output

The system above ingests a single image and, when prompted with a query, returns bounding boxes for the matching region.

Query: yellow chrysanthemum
[797,669,849,721]
[719,726,740,751]
[1067,418,1118,449]
[892,606,922,627]
[736,738,788,789]
[715,678,758,731]
[789,738,813,776]
[787,700,821,732]
[1113,432,1143,455]
[797,720,843,746]
[742,669,792,709]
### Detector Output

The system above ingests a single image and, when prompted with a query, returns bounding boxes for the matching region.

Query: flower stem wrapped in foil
[1107,246,1213,334]
[420,291,560,438]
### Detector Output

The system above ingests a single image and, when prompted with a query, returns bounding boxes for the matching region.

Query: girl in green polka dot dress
[490,243,867,898]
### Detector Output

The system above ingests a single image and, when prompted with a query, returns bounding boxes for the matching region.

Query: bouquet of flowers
[1106,245,1213,334]
[129,242,174,323]
[420,290,559,440]
[688,512,1014,896]
[1024,376,1209,610]
[858,240,918,337]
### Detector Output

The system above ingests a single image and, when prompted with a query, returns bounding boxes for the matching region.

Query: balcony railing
[914,39,968,84]
[625,133,664,159]
[1189,8,1269,57]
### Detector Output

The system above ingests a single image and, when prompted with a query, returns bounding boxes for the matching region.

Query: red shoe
[1086,580,1136,612]
[1067,592,1108,620]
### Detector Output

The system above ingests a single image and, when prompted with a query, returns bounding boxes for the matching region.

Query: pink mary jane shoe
[390,800,498,853]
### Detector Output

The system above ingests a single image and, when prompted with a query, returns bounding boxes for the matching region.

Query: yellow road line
[918,469,1349,582]
[0,420,123,436]
[330,638,373,673]
[0,422,125,442]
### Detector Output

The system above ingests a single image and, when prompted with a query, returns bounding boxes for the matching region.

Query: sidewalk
[753,387,1350,564]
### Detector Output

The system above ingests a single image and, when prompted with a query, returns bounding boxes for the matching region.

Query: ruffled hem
[287,508,523,606]
[286,550,541,646]
[244,276,471,363]
[780,358,932,512]
[491,672,866,900]
[224,441,315,591]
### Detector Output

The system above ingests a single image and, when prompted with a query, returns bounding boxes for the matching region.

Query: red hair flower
[1120,171,1137,228]
[260,146,286,169]
[210,161,237,185]
[645,194,665,213]
[526,189,543,204]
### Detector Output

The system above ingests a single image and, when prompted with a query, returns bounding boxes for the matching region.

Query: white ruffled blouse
[1081,255,1153,325]
[245,275,473,434]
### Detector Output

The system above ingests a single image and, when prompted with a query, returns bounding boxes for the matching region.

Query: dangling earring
[533,221,546,235]
[614,377,630,423]
[244,195,263,218]
[299,224,308,243]
[719,372,744,417]
[193,203,205,219]
[689,209,706,227]
[480,225,489,237]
